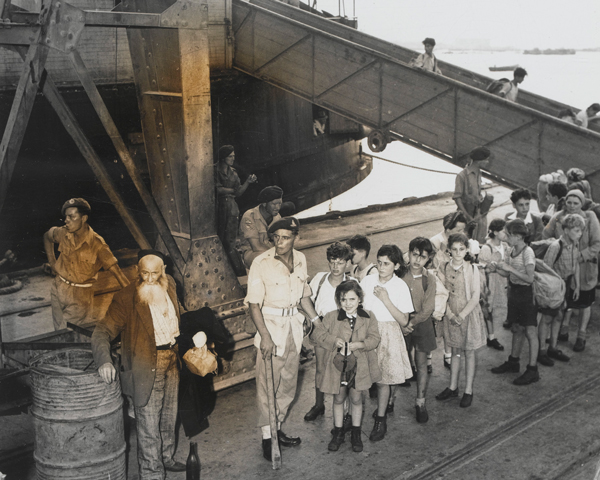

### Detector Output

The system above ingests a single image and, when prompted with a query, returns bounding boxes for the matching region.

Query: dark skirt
[507,282,538,327]
[566,286,596,309]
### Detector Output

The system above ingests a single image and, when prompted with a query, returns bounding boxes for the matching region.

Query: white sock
[261,425,271,439]
[489,333,496,340]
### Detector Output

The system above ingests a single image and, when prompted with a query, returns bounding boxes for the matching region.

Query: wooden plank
[0,34,47,215]
[68,48,186,274]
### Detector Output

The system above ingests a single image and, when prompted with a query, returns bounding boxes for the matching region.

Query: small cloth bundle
[183,331,218,377]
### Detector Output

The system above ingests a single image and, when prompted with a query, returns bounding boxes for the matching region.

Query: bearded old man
[92,250,185,478]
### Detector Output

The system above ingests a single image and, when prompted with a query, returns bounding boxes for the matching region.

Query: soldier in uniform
[245,217,319,461]
[43,198,129,330]
[238,186,283,269]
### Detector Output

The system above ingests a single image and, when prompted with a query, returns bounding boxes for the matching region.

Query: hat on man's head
[61,198,91,216]
[470,146,491,161]
[423,37,436,46]
[258,185,284,204]
[137,249,166,264]
[218,145,235,160]
[268,217,300,235]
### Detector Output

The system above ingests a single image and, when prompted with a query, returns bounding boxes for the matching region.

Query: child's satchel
[332,317,357,387]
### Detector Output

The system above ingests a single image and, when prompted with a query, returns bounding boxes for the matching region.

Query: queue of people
[243,146,600,462]
[41,140,599,476]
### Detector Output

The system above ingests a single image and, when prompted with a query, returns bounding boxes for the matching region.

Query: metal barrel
[29,348,126,480]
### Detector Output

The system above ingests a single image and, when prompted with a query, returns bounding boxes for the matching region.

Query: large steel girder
[231,0,600,193]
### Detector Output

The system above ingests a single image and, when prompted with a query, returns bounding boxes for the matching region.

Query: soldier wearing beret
[43,198,129,330]
[245,217,319,461]
[238,185,284,269]
[453,147,492,243]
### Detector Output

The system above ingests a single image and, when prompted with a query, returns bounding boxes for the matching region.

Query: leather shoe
[277,430,301,447]
[548,347,570,362]
[262,439,272,462]
[573,338,586,352]
[435,387,458,401]
[164,461,186,472]
[303,404,325,421]
[415,405,429,423]
[460,393,473,408]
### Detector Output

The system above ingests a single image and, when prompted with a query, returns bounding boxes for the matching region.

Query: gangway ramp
[232,0,600,192]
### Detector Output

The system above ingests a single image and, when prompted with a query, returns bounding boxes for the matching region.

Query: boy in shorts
[402,237,437,423]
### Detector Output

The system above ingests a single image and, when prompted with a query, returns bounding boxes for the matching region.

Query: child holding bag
[313,280,381,453]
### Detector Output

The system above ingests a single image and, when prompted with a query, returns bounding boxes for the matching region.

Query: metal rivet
[210,248,216,253]
[197,262,203,267]
[204,271,209,275]
[201,251,206,255]
[208,290,212,294]
[185,273,190,278]
[219,276,224,281]
[213,268,218,273]
[216,256,222,261]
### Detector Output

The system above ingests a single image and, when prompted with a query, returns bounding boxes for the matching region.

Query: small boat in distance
[489,64,520,72]
[524,48,576,55]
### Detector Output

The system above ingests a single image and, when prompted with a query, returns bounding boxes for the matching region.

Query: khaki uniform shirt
[50,225,118,284]
[245,247,311,356]
[453,166,482,216]
[238,205,281,256]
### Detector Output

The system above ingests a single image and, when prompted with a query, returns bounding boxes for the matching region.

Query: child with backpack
[537,214,584,366]
[434,233,487,408]
[478,219,508,348]
[491,219,539,385]
[313,280,381,453]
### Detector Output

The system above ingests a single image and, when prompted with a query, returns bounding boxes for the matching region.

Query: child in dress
[313,280,381,453]
[361,245,414,441]
[491,219,539,385]
[435,233,487,408]
[478,219,508,348]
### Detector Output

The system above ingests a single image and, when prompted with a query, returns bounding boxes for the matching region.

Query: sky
[312,0,600,50]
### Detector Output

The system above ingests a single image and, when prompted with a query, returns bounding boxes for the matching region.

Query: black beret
[423,37,436,46]
[218,145,234,160]
[470,146,491,161]
[61,198,91,216]
[268,217,300,235]
[257,185,284,204]
[137,249,166,263]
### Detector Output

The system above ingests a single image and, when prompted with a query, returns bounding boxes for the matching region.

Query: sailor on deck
[43,198,129,330]
[245,216,319,461]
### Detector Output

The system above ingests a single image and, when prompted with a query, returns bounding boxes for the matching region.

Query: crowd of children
[304,173,600,453]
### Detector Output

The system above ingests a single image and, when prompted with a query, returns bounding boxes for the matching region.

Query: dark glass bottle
[186,442,201,480]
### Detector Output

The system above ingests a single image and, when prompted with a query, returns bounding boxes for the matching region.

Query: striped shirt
[149,294,180,346]
[507,246,535,285]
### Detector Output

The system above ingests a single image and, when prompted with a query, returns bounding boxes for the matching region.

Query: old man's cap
[137,249,166,263]
[470,146,491,161]
[423,37,436,46]
[61,198,91,216]
[268,217,300,235]
[258,185,284,204]
[218,145,234,160]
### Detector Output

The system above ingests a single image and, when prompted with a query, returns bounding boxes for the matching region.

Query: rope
[367,153,458,175]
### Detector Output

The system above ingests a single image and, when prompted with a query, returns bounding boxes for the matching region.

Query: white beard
[137,275,169,307]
